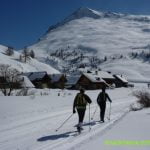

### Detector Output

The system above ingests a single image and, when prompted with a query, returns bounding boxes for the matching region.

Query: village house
[24,71,51,88]
[93,70,115,85]
[22,70,128,90]
[76,73,109,90]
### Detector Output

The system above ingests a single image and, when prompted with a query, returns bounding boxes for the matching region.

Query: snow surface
[0,85,149,150]
[78,108,150,150]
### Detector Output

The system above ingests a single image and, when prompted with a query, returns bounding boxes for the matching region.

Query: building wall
[32,75,51,89]
[103,78,115,85]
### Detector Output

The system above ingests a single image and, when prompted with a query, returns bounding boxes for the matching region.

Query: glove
[73,109,76,114]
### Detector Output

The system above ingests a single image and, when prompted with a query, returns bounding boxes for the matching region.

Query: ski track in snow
[0,95,136,150]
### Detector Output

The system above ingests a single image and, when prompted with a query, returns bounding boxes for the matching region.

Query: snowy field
[0,84,149,150]
[78,108,150,150]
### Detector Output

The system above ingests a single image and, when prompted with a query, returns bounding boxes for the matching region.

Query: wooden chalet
[50,74,67,89]
[65,75,80,89]
[113,74,128,88]
[24,71,51,88]
[76,73,108,90]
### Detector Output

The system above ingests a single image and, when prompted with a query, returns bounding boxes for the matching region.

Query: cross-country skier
[73,88,92,132]
[97,86,112,123]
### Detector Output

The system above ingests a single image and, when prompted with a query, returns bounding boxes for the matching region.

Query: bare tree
[104,56,107,61]
[19,54,23,61]
[22,47,30,63]
[0,64,22,96]
[5,46,14,56]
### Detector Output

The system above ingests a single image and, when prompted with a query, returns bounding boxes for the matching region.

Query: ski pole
[91,105,98,120]
[55,113,74,132]
[107,102,111,121]
[89,104,91,131]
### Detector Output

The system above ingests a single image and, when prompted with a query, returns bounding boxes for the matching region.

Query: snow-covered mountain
[28,7,150,80]
[0,45,60,74]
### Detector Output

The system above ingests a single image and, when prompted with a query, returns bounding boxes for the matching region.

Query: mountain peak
[47,7,101,33]
[75,7,94,14]
[47,7,150,34]
[65,7,101,20]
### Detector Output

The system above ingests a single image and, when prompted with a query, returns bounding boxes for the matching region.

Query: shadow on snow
[74,121,96,127]
[37,121,97,142]
[37,131,77,142]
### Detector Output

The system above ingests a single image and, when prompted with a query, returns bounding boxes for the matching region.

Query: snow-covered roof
[114,75,128,83]
[83,73,105,83]
[96,71,114,79]
[66,75,80,85]
[24,72,48,81]
[23,72,31,77]
[21,76,35,88]
[82,70,115,79]
[50,74,63,82]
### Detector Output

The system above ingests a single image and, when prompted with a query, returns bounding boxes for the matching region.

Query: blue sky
[0,0,150,49]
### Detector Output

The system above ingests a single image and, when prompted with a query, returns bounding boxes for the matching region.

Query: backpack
[76,93,87,106]
[97,92,106,103]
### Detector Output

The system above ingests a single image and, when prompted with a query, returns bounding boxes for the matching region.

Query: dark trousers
[77,108,86,123]
[99,102,106,121]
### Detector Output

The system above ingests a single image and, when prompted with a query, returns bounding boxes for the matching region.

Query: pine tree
[30,50,35,58]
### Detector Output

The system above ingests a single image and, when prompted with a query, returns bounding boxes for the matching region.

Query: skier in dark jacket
[97,86,112,122]
[73,88,92,130]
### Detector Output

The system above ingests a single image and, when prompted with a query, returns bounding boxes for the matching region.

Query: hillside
[28,7,150,80]
[0,45,60,74]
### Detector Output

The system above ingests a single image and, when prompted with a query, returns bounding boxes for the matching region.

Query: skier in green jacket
[73,88,92,131]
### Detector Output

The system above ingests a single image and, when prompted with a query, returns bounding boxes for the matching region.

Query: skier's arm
[73,94,78,113]
[106,93,112,103]
[84,94,92,104]
[97,94,100,104]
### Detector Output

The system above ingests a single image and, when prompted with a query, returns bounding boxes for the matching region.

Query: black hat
[80,88,85,93]
[102,85,106,91]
